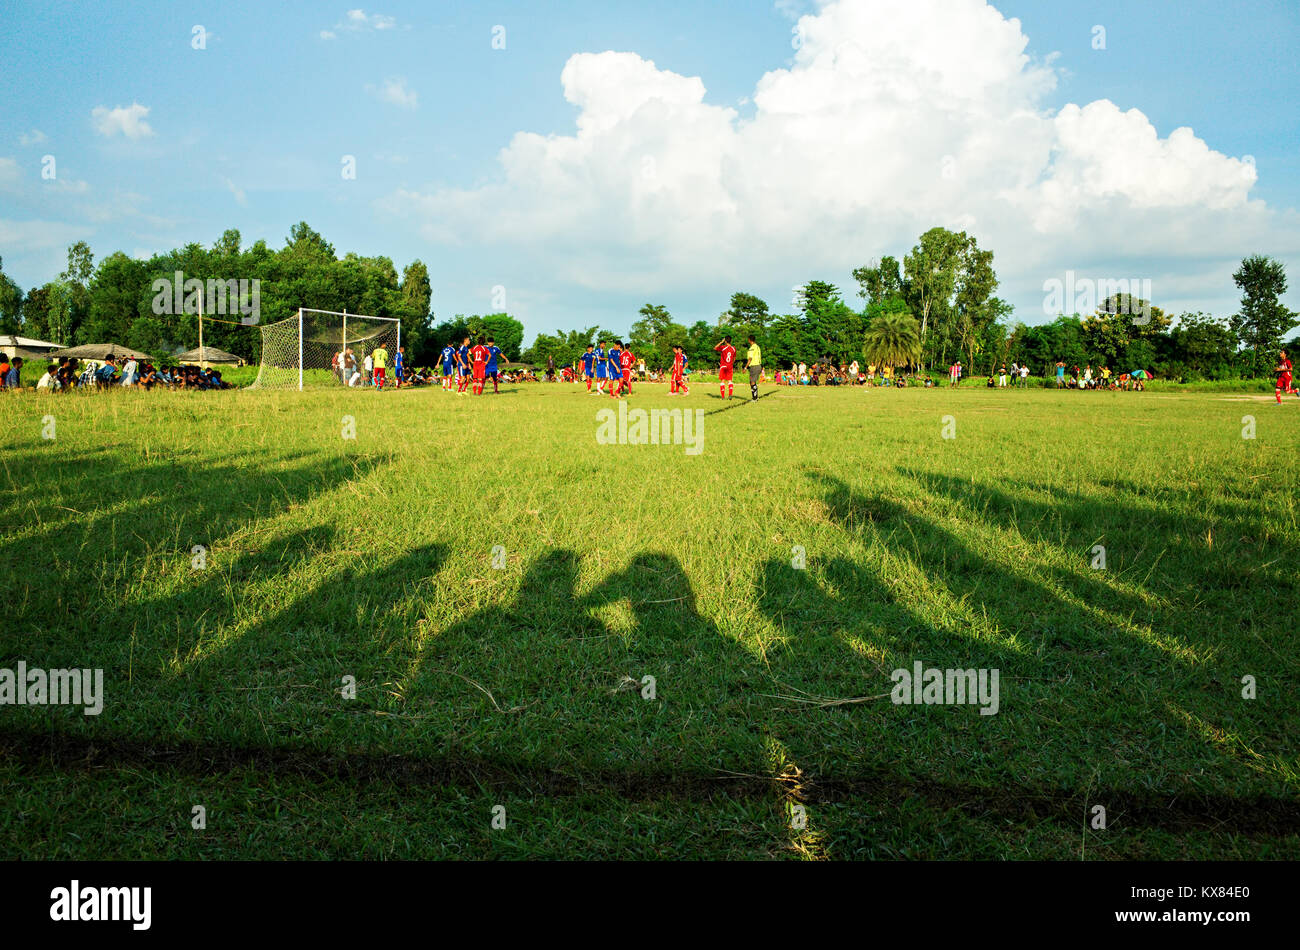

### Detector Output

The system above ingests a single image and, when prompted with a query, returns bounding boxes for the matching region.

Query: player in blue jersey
[393,346,405,388]
[606,341,623,398]
[485,337,504,394]
[580,344,596,393]
[457,336,472,395]
[440,343,456,391]
[593,340,608,395]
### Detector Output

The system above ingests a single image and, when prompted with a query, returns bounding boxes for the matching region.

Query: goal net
[252,308,401,389]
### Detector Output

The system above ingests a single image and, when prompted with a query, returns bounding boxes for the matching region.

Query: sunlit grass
[1,382,1297,858]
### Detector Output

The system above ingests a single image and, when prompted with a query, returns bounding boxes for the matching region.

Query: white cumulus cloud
[91,103,155,139]
[383,0,1297,317]
[368,77,417,109]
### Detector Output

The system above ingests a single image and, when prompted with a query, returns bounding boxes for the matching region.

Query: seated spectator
[57,358,80,390]
[37,363,57,390]
[121,355,139,387]
[95,355,120,387]
[3,356,22,389]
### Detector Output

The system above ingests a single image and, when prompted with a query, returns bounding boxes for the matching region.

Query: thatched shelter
[176,346,244,366]
[47,343,155,362]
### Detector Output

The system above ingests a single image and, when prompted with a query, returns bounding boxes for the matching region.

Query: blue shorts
[442,364,454,376]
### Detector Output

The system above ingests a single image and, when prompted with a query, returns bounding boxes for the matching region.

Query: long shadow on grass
[780,469,1296,799]
[0,445,387,648]
[893,466,1299,791]
[398,549,772,771]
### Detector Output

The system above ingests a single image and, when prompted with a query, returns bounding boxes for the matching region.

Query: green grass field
[2,381,1298,859]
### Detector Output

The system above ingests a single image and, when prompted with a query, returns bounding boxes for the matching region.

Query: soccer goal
[252,308,401,389]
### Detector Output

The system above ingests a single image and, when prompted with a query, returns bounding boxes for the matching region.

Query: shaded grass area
[1,383,1297,858]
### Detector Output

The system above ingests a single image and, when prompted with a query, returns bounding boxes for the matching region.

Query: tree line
[2,223,1293,379]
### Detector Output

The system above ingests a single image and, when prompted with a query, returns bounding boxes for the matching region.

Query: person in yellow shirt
[372,345,389,389]
[745,335,762,401]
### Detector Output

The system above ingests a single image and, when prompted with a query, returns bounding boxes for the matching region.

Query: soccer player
[593,339,608,394]
[394,346,405,388]
[440,341,456,391]
[745,334,762,400]
[714,335,737,398]
[457,336,472,395]
[606,341,623,398]
[485,337,503,394]
[580,344,597,393]
[1275,350,1298,404]
[470,338,489,395]
[619,341,635,396]
[372,343,389,390]
[670,344,688,395]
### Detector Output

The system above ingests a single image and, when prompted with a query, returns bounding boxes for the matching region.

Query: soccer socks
[493,377,499,394]
[751,383,758,400]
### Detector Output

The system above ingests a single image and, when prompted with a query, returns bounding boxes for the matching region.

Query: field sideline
[1,382,1298,859]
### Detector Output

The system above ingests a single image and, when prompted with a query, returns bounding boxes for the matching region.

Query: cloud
[322,9,397,37]
[383,0,1297,319]
[91,103,155,139]
[223,177,248,207]
[367,77,417,109]
[18,129,46,146]
[0,217,93,251]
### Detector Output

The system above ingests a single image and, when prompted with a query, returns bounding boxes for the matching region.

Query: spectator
[37,363,57,390]
[3,356,22,389]
[95,355,120,387]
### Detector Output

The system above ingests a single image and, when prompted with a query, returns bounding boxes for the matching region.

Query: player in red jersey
[714,335,736,399]
[1276,350,1298,404]
[470,338,490,395]
[670,344,688,395]
[619,342,635,396]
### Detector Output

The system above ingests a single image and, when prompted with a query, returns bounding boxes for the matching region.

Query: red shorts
[473,367,485,380]
[622,370,632,384]
[1279,374,1293,388]
[374,368,385,382]
[718,367,733,381]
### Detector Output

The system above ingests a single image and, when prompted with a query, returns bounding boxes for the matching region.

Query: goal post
[252,308,401,390]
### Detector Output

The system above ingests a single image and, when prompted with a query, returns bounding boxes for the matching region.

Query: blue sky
[2,0,1298,343]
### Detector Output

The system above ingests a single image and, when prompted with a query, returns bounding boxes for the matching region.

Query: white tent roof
[0,334,63,349]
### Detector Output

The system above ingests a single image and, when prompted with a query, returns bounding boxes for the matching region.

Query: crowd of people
[0,353,231,392]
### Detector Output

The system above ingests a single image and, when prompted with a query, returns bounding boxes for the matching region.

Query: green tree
[863,311,922,370]
[45,280,74,345]
[1230,255,1298,376]
[723,292,770,329]
[903,227,966,369]
[852,256,904,305]
[480,313,525,360]
[0,257,23,335]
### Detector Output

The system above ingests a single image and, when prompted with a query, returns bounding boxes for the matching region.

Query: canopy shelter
[0,335,63,361]
[47,343,155,363]
[176,346,244,366]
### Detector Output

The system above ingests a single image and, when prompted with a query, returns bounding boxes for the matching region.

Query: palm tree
[863,311,922,371]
